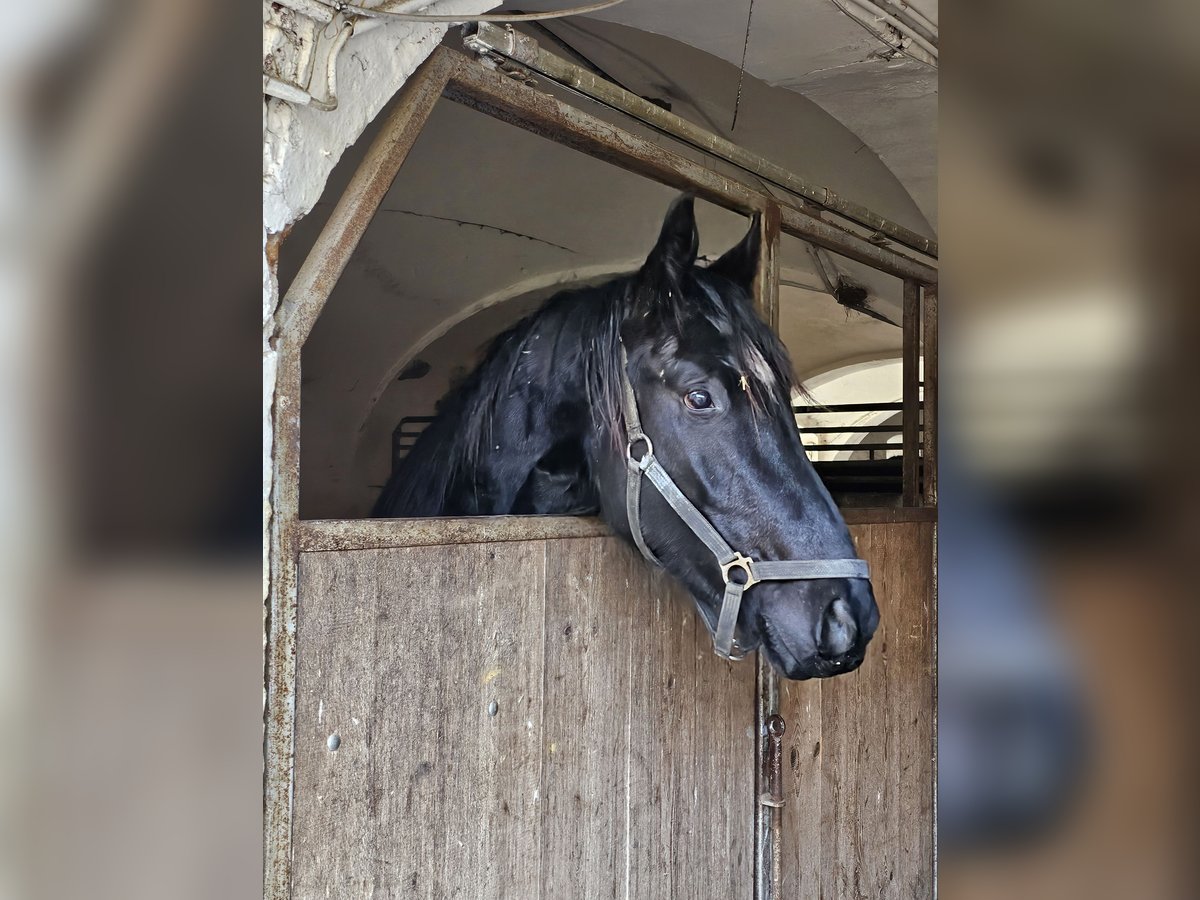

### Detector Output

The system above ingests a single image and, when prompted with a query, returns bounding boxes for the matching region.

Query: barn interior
[277,10,937,520]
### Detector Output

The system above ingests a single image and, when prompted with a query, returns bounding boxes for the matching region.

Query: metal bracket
[462,21,518,57]
[462,23,537,85]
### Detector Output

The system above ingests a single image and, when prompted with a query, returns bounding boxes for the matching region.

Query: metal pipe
[922,283,938,505]
[461,23,938,259]
[262,11,354,111]
[901,279,921,505]
[341,0,629,23]
[841,0,938,60]
[883,0,938,39]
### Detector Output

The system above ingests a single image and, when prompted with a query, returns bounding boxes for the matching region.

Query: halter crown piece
[618,345,870,660]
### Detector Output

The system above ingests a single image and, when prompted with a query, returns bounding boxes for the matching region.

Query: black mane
[372,262,795,518]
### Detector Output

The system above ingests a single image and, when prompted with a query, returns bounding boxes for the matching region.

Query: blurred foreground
[940,1,1198,897]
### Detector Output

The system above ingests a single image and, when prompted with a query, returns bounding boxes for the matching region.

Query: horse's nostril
[817,597,858,659]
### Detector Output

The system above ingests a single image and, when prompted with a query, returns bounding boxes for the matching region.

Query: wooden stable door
[289,521,933,898]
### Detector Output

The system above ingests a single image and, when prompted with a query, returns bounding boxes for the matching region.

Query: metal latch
[759,714,786,808]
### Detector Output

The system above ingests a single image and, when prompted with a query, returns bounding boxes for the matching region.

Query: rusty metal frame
[266,45,939,900]
[462,22,937,259]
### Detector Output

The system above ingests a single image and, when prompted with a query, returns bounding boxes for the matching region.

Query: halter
[618,345,871,660]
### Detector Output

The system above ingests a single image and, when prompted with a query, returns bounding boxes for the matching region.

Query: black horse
[374,196,879,679]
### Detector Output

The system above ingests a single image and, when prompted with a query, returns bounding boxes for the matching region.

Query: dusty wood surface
[779,521,935,899]
[292,536,756,899]
[298,515,610,552]
[297,507,933,553]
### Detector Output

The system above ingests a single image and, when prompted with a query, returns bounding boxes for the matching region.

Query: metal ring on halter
[627,434,653,465]
[720,553,760,590]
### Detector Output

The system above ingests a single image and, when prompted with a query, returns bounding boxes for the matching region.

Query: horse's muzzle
[759,578,880,680]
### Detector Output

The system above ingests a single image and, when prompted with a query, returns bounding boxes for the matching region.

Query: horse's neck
[464,340,597,515]
[376,291,615,518]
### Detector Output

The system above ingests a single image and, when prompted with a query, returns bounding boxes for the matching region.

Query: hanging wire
[335,0,628,24]
[730,0,755,132]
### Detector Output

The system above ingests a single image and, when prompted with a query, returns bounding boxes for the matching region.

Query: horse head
[597,196,880,679]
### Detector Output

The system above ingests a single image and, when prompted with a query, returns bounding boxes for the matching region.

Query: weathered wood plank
[540,538,756,900]
[779,521,935,899]
[894,522,936,897]
[297,507,933,553]
[537,538,626,896]
[292,542,548,900]
[293,536,755,899]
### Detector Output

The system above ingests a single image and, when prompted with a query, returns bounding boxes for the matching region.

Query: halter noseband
[618,345,870,660]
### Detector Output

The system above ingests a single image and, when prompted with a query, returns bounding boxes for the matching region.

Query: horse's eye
[684,389,714,410]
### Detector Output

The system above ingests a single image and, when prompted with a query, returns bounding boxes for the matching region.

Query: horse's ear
[708,214,761,289]
[642,195,699,280]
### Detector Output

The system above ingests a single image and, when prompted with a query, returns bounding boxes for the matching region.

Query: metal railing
[794,400,915,459]
[392,400,922,476]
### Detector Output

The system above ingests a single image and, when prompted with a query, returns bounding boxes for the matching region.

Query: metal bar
[462,23,937,259]
[794,401,906,413]
[278,50,454,348]
[400,422,911,437]
[265,348,301,900]
[922,284,938,506]
[806,441,905,452]
[441,51,938,285]
[755,656,783,900]
[902,279,921,505]
[799,424,908,434]
[778,204,937,284]
[756,202,782,330]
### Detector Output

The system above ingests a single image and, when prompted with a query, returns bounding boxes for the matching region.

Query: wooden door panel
[779,521,935,899]
[292,536,755,899]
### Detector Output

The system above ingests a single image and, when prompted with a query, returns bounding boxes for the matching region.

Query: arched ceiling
[508,0,938,229]
[280,12,935,518]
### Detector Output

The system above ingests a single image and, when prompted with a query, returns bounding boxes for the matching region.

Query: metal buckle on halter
[720,553,760,589]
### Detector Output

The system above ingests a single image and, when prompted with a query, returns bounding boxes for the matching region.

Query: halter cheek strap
[619,345,870,660]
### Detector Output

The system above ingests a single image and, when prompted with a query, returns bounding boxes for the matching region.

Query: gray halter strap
[619,345,870,660]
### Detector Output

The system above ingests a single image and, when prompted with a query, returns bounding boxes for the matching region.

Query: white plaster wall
[262,0,494,597]
[262,1,492,233]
